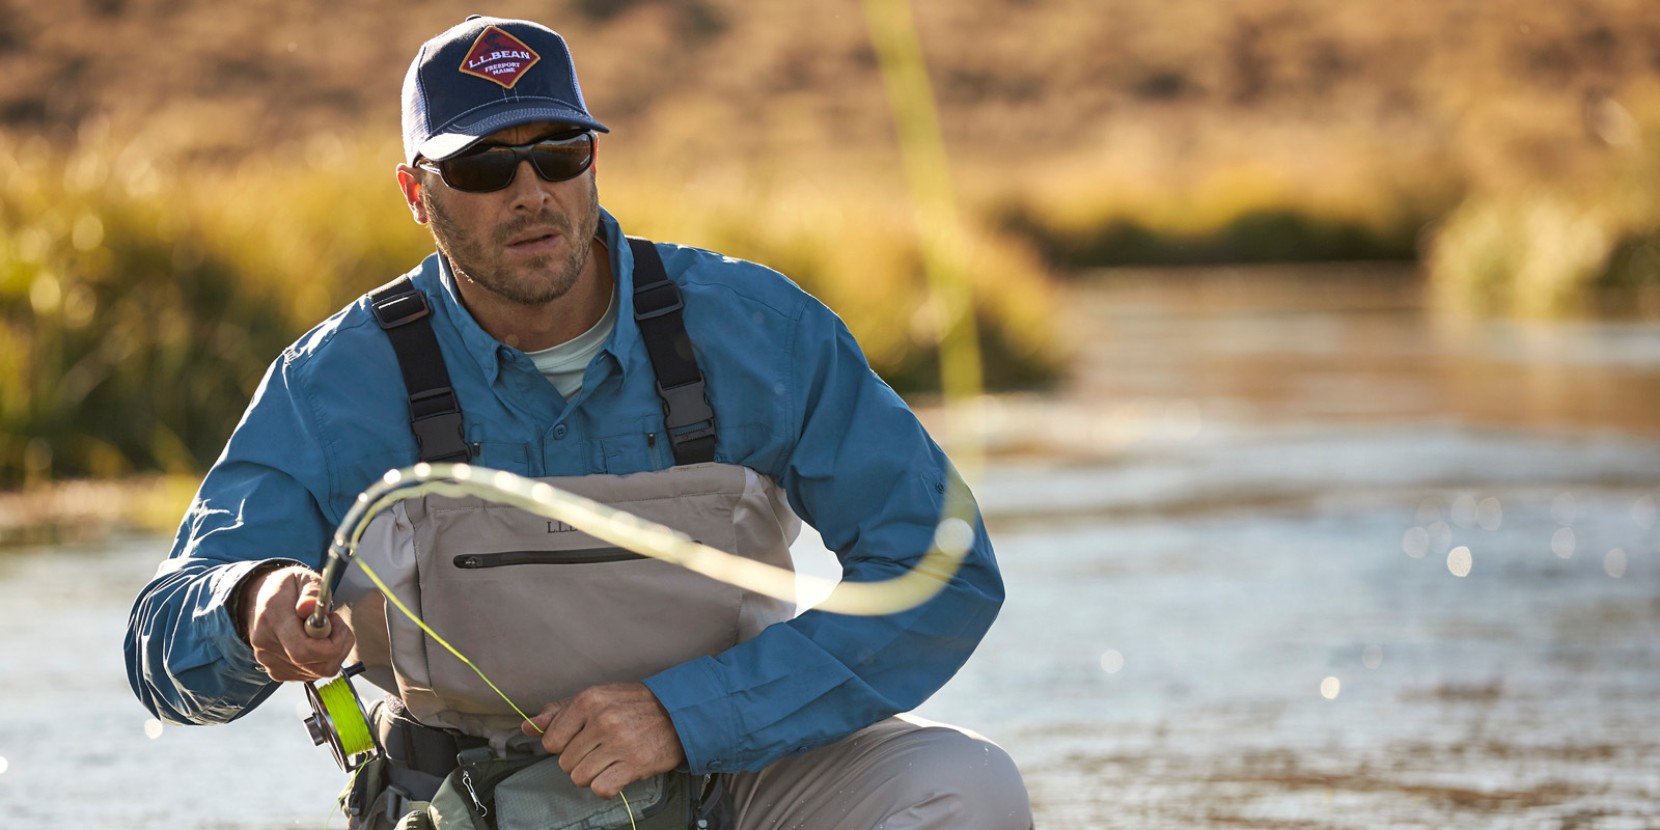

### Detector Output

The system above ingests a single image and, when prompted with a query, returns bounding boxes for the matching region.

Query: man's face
[409,122,601,307]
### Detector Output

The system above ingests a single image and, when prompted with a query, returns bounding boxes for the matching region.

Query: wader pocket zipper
[453,549,646,569]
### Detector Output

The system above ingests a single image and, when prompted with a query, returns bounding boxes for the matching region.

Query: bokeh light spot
[1551,493,1577,525]
[1401,527,1428,558]
[1426,521,1453,555]
[1362,644,1383,670]
[1450,494,1479,529]
[72,213,105,252]
[1100,649,1125,674]
[1634,497,1656,530]
[933,517,975,555]
[0,756,8,776]
[1604,548,1627,579]
[1551,527,1576,559]
[1476,497,1503,530]
[1415,498,1442,526]
[1447,546,1473,578]
[1320,676,1341,699]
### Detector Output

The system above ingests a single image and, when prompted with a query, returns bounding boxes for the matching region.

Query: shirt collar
[422,208,651,386]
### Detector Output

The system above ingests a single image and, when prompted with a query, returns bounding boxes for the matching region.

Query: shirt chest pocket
[596,418,669,475]
[471,440,533,475]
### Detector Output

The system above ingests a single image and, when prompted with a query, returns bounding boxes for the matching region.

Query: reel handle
[304,565,338,639]
[304,609,332,639]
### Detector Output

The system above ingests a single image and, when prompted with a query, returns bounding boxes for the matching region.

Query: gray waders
[333,238,787,829]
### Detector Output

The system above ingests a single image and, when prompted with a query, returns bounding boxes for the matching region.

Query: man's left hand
[521,682,686,799]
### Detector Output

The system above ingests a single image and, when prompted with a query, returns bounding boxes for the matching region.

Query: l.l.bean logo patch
[459,26,541,89]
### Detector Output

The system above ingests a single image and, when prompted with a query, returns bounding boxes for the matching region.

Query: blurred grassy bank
[985,81,1660,320]
[0,128,1065,489]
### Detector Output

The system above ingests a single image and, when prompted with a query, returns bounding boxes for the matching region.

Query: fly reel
[301,662,381,771]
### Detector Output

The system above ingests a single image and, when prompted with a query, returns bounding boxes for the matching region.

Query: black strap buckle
[372,290,431,329]
[634,281,684,321]
[408,387,470,463]
[658,380,716,463]
[659,380,715,431]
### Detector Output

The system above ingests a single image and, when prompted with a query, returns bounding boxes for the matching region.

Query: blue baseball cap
[401,15,610,165]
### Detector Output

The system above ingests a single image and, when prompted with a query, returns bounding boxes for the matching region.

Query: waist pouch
[423,748,696,830]
[346,695,731,830]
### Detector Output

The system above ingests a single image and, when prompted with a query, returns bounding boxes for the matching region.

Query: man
[125,15,1031,829]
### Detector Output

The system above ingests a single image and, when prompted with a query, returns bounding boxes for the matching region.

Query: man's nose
[506,159,551,209]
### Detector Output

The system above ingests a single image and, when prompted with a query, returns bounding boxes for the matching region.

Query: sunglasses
[418,132,595,193]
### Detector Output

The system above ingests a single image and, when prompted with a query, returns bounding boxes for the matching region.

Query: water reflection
[1361,645,1383,669]
[1552,492,1578,525]
[1401,527,1429,558]
[1447,545,1474,577]
[1604,548,1628,579]
[1477,497,1503,530]
[1099,649,1125,674]
[1451,494,1480,528]
[929,267,1660,826]
[1048,264,1660,437]
[1320,677,1341,700]
[1552,527,1577,559]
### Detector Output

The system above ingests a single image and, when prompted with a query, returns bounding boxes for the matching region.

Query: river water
[2,264,1658,827]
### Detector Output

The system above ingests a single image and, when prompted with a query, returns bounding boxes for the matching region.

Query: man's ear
[395,164,430,225]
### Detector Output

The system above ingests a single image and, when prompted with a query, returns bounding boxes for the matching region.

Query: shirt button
[553,424,569,440]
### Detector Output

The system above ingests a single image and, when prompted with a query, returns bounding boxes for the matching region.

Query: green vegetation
[0,130,430,486]
[990,164,1455,268]
[0,132,1063,486]
[1426,100,1660,316]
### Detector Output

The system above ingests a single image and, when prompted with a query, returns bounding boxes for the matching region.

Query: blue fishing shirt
[123,209,1003,774]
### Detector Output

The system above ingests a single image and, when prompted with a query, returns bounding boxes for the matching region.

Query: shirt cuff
[643,656,737,774]
[216,558,306,673]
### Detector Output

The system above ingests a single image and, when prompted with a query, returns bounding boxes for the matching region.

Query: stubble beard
[424,176,600,307]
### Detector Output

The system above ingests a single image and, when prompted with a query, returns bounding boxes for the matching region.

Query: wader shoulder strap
[628,237,717,465]
[369,240,715,467]
[368,276,473,464]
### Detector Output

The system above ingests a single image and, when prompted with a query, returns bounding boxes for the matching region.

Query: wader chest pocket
[453,549,645,568]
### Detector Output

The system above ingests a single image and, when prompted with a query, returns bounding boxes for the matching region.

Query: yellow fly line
[310,462,978,628]
[311,675,376,758]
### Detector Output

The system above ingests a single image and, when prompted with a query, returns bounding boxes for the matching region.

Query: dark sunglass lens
[441,146,518,192]
[529,136,593,183]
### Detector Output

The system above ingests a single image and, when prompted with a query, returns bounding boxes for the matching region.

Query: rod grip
[304,611,332,639]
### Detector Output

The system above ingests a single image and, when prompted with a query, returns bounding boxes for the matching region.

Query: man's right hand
[239,565,355,682]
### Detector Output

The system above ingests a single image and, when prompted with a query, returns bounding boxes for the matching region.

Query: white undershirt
[524,286,618,400]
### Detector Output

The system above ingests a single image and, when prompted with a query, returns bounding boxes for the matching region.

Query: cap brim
[415,103,610,163]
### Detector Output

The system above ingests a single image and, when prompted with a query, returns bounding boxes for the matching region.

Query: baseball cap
[401,15,610,165]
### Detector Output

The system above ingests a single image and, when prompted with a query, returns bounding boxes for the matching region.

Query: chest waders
[320,238,796,830]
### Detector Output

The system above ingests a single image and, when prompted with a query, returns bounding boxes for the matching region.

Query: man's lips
[505,228,561,254]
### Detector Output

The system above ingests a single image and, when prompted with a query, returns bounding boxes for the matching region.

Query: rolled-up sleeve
[644,298,1004,773]
[124,354,334,724]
